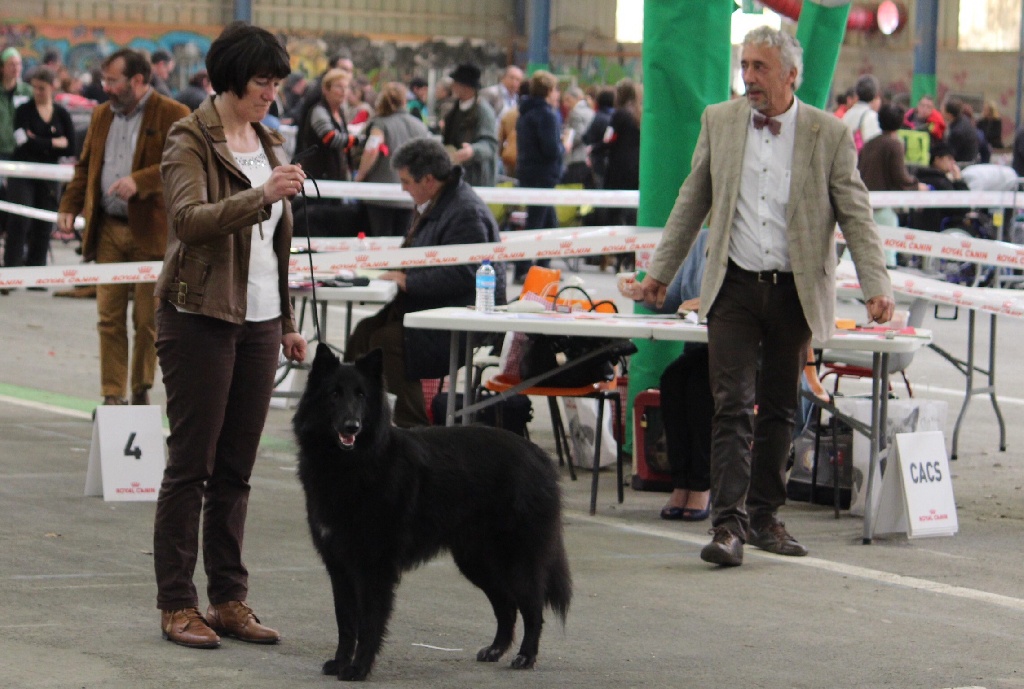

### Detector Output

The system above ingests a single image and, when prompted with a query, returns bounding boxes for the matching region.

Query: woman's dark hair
[595,87,614,110]
[206,22,291,98]
[877,103,904,132]
[390,137,453,181]
[29,66,56,86]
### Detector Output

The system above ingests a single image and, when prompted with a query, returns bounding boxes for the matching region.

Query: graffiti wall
[0,20,642,90]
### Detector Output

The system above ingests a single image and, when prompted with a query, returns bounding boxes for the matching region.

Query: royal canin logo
[953,291,963,298]
[961,240,971,248]
[560,241,573,249]
[493,246,506,254]
[63,269,78,277]
[905,232,915,240]
[625,236,637,244]
[425,250,438,258]
[138,266,153,274]
[355,255,369,262]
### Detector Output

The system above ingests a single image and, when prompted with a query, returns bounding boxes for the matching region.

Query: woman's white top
[231,144,283,323]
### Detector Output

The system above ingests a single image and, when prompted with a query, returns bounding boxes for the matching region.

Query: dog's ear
[355,348,385,379]
[310,342,340,378]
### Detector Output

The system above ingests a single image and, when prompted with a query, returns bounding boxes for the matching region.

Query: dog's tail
[545,533,572,625]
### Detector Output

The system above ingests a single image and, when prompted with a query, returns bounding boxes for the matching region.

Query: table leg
[445,331,461,426]
[463,332,475,425]
[861,351,889,544]
[989,314,1007,452]
[344,303,353,351]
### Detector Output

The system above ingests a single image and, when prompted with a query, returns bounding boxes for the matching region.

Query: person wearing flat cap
[441,63,497,186]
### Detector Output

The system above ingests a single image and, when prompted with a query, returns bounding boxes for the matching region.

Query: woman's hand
[281,332,307,363]
[264,164,307,204]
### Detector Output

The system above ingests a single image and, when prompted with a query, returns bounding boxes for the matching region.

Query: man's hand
[281,332,307,362]
[452,142,474,163]
[107,176,138,201]
[866,295,895,324]
[379,270,407,291]
[639,275,668,310]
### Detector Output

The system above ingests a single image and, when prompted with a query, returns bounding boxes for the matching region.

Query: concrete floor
[1,252,1023,688]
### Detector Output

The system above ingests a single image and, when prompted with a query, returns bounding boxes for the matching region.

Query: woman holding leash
[152,21,306,649]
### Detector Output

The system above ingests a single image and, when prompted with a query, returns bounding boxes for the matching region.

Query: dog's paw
[476,645,506,662]
[509,654,536,670]
[322,659,339,676]
[339,664,369,681]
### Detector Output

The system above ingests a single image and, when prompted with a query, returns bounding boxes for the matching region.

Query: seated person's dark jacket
[908,166,970,232]
[399,165,506,379]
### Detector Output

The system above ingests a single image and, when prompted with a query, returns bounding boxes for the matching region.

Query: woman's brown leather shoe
[161,607,221,648]
[206,601,280,644]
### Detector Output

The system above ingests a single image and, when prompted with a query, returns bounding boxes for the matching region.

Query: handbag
[517,286,636,387]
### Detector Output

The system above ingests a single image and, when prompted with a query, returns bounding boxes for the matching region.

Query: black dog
[293,344,572,681]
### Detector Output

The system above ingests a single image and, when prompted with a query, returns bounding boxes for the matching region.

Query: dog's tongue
[339,432,356,447]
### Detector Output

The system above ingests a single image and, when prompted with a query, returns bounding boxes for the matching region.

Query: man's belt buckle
[758,270,779,285]
[176,282,187,305]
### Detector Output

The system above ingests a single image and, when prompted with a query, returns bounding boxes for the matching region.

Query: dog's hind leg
[509,580,545,669]
[452,552,517,662]
[475,587,518,662]
[323,566,358,678]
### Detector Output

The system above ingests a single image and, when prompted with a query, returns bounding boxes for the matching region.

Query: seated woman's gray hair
[391,138,453,181]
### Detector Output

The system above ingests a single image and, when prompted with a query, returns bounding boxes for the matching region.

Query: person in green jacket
[1,47,33,159]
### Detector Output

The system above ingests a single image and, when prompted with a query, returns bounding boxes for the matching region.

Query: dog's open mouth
[338,432,358,450]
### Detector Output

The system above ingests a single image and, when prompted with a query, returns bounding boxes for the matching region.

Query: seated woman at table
[344,137,505,427]
[620,229,829,521]
[619,229,712,520]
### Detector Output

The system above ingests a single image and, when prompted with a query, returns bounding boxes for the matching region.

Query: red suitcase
[631,389,673,492]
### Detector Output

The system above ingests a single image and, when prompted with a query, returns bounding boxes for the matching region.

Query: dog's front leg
[341,572,398,681]
[322,565,358,678]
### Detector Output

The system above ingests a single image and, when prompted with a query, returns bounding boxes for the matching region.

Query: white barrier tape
[0,161,638,207]
[8,161,1018,209]
[293,225,662,253]
[0,261,162,289]
[289,230,660,274]
[0,228,658,288]
[868,189,1018,208]
[0,161,74,182]
[836,224,1024,270]
[837,261,1024,320]
[0,200,85,230]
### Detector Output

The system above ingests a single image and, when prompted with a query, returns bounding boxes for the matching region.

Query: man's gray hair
[391,137,453,181]
[854,74,879,103]
[565,85,584,100]
[743,26,804,92]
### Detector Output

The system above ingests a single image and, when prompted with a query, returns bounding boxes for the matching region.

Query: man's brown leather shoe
[748,520,809,557]
[130,389,150,405]
[699,526,744,567]
[206,601,280,644]
[161,607,220,648]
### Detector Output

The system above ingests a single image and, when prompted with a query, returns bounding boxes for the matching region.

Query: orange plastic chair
[483,373,624,515]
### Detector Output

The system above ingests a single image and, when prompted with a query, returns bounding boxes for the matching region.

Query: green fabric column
[625,1,731,455]
[794,1,852,109]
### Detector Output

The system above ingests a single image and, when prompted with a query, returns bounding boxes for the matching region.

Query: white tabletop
[289,279,398,304]
[403,307,930,354]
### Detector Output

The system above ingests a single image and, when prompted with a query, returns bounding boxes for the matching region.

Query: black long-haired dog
[293,344,572,681]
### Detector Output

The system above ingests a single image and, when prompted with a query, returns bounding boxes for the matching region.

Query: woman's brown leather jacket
[155,97,297,336]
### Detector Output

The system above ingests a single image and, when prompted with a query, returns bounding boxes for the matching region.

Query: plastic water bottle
[475,259,496,313]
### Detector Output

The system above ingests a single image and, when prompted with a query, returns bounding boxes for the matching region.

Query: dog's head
[294,343,390,452]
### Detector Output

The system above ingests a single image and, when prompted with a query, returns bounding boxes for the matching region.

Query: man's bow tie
[753,112,781,136]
